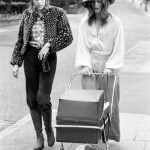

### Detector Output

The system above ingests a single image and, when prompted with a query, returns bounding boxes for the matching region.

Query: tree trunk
[6,0,12,15]
[145,0,148,11]
[65,0,69,13]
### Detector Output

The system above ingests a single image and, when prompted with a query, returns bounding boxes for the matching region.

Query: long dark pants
[82,74,120,142]
[23,46,57,137]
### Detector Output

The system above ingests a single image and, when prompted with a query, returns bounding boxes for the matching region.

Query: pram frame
[55,73,117,150]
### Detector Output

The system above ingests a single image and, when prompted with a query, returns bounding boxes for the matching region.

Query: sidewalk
[0,1,150,150]
[0,27,150,150]
[0,36,150,150]
[1,38,150,150]
[0,110,150,150]
[0,110,82,150]
[126,0,150,16]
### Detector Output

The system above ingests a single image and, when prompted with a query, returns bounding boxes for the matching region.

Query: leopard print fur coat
[10,5,73,72]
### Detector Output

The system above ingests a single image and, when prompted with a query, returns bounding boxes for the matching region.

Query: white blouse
[75,14,125,72]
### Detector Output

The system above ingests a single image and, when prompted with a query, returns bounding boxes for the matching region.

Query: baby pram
[55,73,117,150]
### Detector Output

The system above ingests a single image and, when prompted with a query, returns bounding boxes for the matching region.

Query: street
[0,0,150,125]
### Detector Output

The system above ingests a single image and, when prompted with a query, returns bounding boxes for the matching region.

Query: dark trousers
[24,46,57,109]
[82,74,120,142]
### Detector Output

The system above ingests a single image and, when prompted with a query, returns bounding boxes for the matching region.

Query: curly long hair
[87,0,111,26]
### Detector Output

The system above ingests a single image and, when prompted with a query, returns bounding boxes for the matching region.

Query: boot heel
[33,138,44,150]
[47,131,55,146]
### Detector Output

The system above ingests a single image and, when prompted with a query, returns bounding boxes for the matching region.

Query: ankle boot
[47,128,55,146]
[33,134,44,150]
[30,107,45,150]
[41,106,55,146]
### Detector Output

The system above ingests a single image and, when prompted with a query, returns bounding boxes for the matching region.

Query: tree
[6,0,12,14]
[50,0,81,10]
[145,0,148,11]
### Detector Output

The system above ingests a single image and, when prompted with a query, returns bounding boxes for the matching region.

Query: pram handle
[68,72,116,89]
[68,72,117,116]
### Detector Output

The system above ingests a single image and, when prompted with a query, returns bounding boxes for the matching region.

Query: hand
[12,65,19,78]
[79,67,91,76]
[38,43,50,60]
[103,68,113,75]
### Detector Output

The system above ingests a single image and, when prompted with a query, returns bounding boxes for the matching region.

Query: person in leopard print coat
[10,0,73,149]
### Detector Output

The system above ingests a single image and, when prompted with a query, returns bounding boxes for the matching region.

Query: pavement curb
[0,109,57,141]
[0,114,31,140]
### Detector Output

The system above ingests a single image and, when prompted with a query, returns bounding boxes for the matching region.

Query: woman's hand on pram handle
[79,66,92,76]
[103,68,113,75]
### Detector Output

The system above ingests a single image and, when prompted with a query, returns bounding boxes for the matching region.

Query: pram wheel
[97,140,110,150]
[60,142,64,150]
[104,141,110,150]
[60,147,64,150]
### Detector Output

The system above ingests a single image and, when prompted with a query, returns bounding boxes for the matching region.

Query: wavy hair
[87,0,111,26]
[29,0,49,12]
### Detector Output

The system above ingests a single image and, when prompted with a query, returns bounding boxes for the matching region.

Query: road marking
[125,41,143,55]
[123,41,150,73]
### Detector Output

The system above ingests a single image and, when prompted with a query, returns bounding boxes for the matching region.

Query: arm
[10,11,26,67]
[105,18,125,72]
[49,9,73,52]
[75,20,92,71]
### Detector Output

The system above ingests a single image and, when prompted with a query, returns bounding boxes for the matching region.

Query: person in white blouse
[75,0,125,146]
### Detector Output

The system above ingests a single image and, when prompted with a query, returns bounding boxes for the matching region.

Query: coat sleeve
[105,18,125,71]
[10,11,26,67]
[75,20,92,70]
[49,9,73,52]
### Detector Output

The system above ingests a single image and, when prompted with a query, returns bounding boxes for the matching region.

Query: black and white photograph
[0,0,150,150]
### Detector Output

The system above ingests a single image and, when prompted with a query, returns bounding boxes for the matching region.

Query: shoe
[33,138,44,150]
[47,130,55,146]
[41,106,55,146]
[30,107,44,150]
